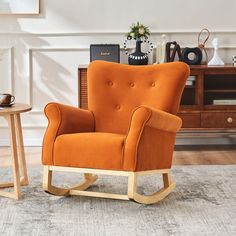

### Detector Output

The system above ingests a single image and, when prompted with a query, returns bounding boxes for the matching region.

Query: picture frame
[0,0,40,15]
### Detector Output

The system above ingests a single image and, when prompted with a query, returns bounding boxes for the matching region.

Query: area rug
[0,166,235,235]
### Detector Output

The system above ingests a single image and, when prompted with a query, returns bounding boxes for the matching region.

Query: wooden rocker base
[43,167,98,196]
[43,166,176,205]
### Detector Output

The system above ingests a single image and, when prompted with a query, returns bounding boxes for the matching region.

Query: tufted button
[151,82,156,87]
[108,81,114,86]
[115,105,121,110]
[130,82,135,87]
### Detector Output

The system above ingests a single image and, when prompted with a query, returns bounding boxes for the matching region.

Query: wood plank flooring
[174,145,236,165]
[0,145,235,167]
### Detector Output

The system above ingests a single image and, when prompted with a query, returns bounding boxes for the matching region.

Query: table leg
[8,114,21,199]
[0,114,21,199]
[15,114,29,185]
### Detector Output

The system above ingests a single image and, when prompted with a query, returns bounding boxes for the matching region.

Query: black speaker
[90,44,120,63]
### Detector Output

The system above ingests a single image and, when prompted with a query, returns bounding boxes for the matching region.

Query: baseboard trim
[0,138,42,147]
[176,137,236,145]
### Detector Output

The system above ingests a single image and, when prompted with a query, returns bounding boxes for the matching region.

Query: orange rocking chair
[42,61,189,204]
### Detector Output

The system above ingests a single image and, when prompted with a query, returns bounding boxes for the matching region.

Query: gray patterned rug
[0,165,235,236]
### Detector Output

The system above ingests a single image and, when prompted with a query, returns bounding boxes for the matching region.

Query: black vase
[128,39,148,65]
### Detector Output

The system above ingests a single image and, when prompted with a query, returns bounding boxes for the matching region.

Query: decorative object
[233,56,236,66]
[156,34,167,64]
[0,0,39,14]
[182,28,210,65]
[0,103,32,200]
[208,38,224,66]
[0,166,235,235]
[197,28,210,64]
[42,61,189,204]
[181,47,203,65]
[90,44,120,63]
[124,22,153,65]
[166,41,182,62]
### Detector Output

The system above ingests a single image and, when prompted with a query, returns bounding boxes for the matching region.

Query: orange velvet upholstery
[88,61,189,134]
[42,61,189,171]
[54,133,125,170]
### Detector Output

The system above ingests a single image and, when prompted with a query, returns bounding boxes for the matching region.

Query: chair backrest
[88,61,189,134]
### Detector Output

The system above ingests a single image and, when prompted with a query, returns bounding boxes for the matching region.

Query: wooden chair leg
[43,166,69,196]
[43,166,52,192]
[127,172,137,200]
[128,171,176,204]
[163,173,172,188]
[43,166,98,196]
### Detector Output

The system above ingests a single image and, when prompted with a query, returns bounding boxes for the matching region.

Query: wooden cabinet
[178,65,236,130]
[78,65,236,131]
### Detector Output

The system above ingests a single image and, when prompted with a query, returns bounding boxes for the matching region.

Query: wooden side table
[0,103,32,199]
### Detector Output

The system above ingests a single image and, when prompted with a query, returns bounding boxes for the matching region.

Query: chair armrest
[123,106,182,171]
[42,102,95,165]
[144,107,182,132]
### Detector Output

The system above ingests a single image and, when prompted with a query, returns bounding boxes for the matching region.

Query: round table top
[0,103,32,115]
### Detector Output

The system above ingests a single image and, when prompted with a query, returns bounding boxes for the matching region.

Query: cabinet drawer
[201,112,236,128]
[178,113,201,128]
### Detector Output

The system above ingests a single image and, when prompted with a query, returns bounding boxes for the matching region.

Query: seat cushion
[53,132,125,170]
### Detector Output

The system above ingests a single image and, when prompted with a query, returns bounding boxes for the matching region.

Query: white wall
[0,0,235,146]
[0,0,235,32]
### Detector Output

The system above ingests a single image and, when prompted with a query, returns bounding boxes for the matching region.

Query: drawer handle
[227,117,233,123]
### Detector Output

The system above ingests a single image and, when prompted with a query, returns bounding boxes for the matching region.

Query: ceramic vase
[128,39,148,65]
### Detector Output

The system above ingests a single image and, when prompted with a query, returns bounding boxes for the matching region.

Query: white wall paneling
[29,48,90,114]
[0,47,14,95]
[0,47,14,130]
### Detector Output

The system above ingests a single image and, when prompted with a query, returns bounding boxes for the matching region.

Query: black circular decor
[182,47,203,65]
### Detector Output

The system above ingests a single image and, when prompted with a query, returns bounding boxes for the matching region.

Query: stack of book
[185,76,196,86]
[213,99,236,105]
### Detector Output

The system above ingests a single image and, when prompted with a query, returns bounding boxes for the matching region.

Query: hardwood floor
[0,145,235,167]
[174,145,236,165]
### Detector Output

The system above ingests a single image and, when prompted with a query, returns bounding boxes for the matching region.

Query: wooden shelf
[185,85,196,89]
[204,89,236,93]
[204,105,236,110]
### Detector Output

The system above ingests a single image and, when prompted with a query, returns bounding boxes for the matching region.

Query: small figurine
[156,41,161,64]
[208,38,224,66]
[156,34,167,64]
[166,41,182,62]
